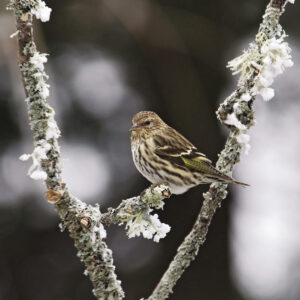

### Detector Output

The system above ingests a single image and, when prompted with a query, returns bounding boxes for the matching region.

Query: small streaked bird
[130,111,248,195]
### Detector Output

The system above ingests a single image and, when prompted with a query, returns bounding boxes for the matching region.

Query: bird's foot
[140,182,170,198]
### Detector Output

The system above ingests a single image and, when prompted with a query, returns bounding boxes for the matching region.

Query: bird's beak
[130,123,139,132]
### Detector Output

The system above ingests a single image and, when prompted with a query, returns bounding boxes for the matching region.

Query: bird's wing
[153,128,248,185]
[180,155,214,174]
[155,145,212,168]
[155,145,211,161]
[153,128,213,173]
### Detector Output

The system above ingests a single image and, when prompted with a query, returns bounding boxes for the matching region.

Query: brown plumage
[130,111,248,194]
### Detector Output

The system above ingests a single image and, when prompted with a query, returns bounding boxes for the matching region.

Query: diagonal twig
[148,0,294,299]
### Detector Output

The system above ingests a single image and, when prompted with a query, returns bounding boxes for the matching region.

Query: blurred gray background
[0,0,300,299]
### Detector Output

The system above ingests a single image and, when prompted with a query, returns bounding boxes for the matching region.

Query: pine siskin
[130,111,248,195]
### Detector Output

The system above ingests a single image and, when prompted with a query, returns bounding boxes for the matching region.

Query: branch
[9,0,125,298]
[101,184,171,227]
[102,184,171,242]
[271,0,292,9]
[148,0,294,299]
[9,1,173,297]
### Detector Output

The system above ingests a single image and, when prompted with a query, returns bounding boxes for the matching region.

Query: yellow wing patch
[181,156,213,174]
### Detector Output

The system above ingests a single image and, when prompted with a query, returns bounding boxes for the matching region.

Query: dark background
[0,1,299,299]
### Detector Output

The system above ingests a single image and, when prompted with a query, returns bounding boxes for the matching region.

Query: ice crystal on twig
[31,0,52,22]
[224,6,294,155]
[125,209,170,242]
[254,36,293,101]
[228,34,293,102]
[19,140,51,180]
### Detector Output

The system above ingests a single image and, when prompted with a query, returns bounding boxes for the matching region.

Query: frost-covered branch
[102,184,171,242]
[148,0,294,299]
[9,1,125,299]
[10,0,174,298]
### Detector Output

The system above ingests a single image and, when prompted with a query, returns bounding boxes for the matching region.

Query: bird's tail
[231,179,250,187]
[210,169,250,187]
[196,161,250,187]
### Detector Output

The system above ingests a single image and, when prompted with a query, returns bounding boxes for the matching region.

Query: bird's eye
[143,121,151,126]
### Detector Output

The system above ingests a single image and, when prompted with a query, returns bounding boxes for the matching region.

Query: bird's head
[130,111,166,142]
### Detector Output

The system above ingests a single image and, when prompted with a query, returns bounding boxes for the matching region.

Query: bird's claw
[140,182,170,199]
[139,188,147,198]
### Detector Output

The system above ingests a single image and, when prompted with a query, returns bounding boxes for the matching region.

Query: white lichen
[227,50,253,77]
[31,0,52,22]
[90,224,107,249]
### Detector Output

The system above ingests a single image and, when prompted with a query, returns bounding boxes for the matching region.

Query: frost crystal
[45,110,61,140]
[10,30,19,39]
[225,10,294,157]
[254,37,293,101]
[223,100,251,153]
[23,140,51,180]
[228,34,293,102]
[99,224,107,239]
[19,153,31,161]
[224,113,246,130]
[237,134,251,155]
[29,51,50,99]
[115,185,171,242]
[30,52,48,70]
[125,210,170,242]
[30,169,47,180]
[31,0,52,22]
[258,87,275,101]
[224,102,247,130]
[241,93,252,102]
